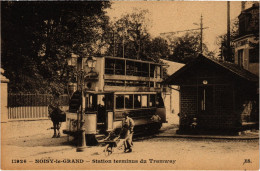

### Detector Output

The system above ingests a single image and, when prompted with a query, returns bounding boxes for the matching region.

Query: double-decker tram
[63,56,166,142]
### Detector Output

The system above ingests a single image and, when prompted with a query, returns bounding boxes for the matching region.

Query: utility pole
[160,15,208,54]
[137,29,141,60]
[122,30,125,58]
[113,30,116,57]
[227,1,231,61]
[200,14,203,53]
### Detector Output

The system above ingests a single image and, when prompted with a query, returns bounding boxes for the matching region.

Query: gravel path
[2,129,258,170]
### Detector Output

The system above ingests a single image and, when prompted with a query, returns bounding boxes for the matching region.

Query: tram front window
[85,94,97,112]
[97,95,105,106]
[105,94,113,110]
[97,95,106,123]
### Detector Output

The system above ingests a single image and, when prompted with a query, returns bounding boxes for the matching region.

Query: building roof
[161,59,185,76]
[239,2,259,18]
[207,57,259,82]
[163,54,259,85]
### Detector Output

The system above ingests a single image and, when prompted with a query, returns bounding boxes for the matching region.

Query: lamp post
[67,53,97,152]
[86,56,97,72]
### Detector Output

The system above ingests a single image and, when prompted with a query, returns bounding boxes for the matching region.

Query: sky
[106,1,251,53]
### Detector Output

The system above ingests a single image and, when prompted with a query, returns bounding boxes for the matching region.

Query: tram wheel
[86,134,98,146]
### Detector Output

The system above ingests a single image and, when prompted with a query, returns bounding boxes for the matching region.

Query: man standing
[122,112,135,153]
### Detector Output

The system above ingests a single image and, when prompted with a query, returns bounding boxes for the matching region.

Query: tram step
[96,134,106,141]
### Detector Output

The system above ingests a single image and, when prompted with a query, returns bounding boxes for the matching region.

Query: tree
[167,32,213,64]
[106,9,150,59]
[104,8,170,63]
[144,37,170,62]
[1,1,111,94]
[216,18,239,61]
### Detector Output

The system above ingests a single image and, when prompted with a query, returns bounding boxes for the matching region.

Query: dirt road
[1,125,259,170]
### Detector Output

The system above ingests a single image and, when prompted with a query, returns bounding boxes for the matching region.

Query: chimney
[241,2,246,11]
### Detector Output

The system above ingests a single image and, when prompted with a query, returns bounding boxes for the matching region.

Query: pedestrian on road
[122,112,135,153]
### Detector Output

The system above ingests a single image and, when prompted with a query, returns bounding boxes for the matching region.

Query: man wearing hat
[122,112,135,152]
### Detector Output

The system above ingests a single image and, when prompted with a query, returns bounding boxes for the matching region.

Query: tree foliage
[216,18,239,61]
[167,32,214,64]
[105,9,170,62]
[145,37,170,61]
[1,1,110,94]
[2,2,217,94]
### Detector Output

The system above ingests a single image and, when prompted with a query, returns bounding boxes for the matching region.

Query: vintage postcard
[1,1,259,170]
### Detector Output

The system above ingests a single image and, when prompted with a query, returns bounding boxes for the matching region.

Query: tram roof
[84,91,158,95]
[85,91,113,94]
[102,56,165,66]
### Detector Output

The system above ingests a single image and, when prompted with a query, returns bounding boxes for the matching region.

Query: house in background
[233,2,259,76]
[163,54,258,134]
[161,59,184,125]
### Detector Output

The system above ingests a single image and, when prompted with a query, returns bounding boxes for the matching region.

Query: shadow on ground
[3,134,77,147]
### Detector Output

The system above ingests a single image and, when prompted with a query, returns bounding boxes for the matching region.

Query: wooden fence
[8,94,69,120]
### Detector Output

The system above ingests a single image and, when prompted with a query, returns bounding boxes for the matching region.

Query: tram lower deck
[63,91,166,140]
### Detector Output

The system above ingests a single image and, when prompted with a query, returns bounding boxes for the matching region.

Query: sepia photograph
[1,1,259,170]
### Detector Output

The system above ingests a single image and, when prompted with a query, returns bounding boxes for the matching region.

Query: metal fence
[7,94,69,120]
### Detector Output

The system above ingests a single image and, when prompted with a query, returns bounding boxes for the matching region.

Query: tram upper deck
[80,56,164,93]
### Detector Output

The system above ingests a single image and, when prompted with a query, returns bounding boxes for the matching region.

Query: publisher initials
[243,159,252,165]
